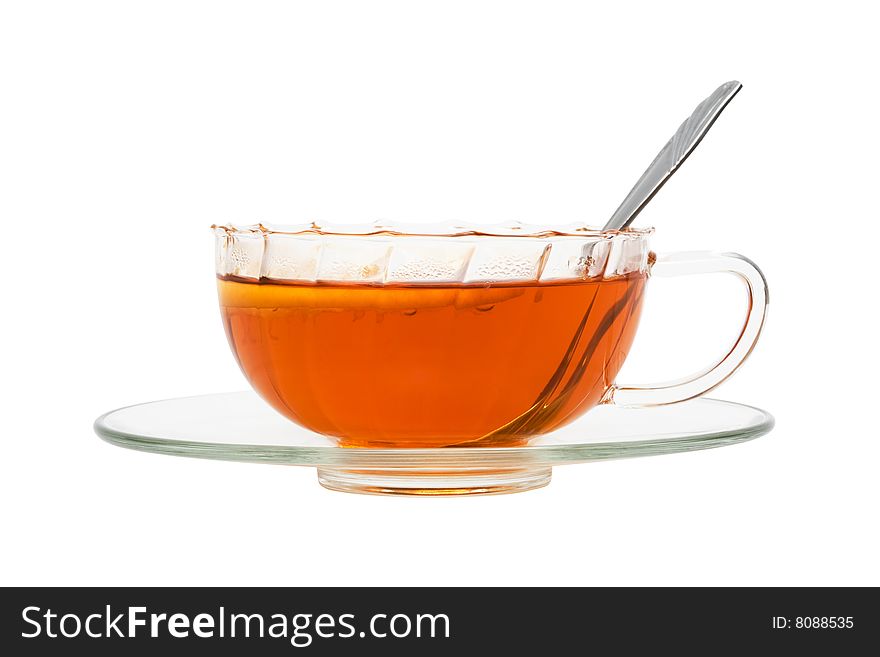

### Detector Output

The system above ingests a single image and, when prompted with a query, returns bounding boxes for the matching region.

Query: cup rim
[212,221,655,240]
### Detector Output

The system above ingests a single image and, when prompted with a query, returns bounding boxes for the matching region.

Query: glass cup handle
[607,251,768,407]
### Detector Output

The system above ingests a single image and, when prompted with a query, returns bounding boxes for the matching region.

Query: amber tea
[218,273,646,447]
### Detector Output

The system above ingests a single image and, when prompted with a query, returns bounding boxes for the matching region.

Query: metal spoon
[603,80,742,231]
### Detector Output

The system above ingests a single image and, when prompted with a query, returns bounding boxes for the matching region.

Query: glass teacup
[214,223,767,448]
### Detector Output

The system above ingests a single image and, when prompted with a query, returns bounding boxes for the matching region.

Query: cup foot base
[316,466,552,496]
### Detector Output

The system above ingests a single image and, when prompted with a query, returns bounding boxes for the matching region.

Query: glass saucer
[94,392,774,496]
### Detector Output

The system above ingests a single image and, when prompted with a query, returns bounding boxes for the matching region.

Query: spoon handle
[603,80,742,231]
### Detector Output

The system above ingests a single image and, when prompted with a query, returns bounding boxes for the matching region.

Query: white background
[1,0,878,586]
